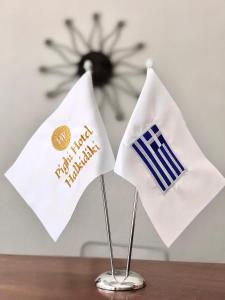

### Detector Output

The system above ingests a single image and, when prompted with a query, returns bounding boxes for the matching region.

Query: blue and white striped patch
[132,124,186,192]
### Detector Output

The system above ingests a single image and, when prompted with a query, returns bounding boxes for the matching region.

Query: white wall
[0,0,225,262]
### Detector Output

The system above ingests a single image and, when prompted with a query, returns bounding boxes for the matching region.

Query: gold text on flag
[54,125,100,188]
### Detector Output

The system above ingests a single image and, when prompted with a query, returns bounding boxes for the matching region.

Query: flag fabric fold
[114,67,225,247]
[5,71,115,241]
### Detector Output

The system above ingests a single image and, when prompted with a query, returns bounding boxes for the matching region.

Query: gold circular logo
[51,125,71,151]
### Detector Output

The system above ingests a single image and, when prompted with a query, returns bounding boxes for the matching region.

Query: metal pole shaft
[125,189,139,278]
[100,175,115,278]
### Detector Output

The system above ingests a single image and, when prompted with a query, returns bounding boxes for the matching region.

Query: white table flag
[114,67,225,247]
[5,71,115,241]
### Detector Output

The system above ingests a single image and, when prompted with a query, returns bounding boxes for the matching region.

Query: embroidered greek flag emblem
[132,124,186,192]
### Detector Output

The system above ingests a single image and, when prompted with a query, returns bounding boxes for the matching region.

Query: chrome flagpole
[96,188,145,291]
[125,189,139,279]
[100,175,116,278]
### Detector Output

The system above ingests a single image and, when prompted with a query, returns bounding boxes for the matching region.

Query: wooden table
[0,255,225,299]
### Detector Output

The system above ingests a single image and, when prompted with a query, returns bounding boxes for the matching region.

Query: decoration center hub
[77,52,113,87]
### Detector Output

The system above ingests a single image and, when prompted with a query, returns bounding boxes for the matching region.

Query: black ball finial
[117,20,126,28]
[45,39,53,46]
[135,42,145,50]
[116,112,124,121]
[46,91,55,98]
[93,12,100,22]
[39,66,48,73]
[65,19,73,27]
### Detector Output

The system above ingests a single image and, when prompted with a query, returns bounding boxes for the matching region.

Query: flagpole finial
[84,60,93,72]
[146,58,153,69]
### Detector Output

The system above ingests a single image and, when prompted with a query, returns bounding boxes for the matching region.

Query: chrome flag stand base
[96,269,145,291]
[96,177,145,291]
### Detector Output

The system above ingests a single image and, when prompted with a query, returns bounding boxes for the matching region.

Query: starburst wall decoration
[39,13,146,121]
